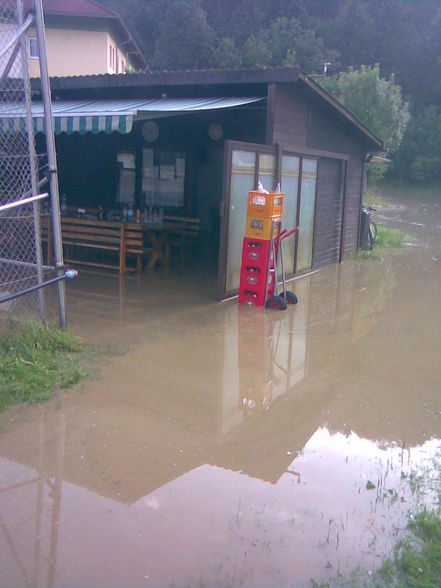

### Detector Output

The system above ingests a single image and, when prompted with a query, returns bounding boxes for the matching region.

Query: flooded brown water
[1,187,441,587]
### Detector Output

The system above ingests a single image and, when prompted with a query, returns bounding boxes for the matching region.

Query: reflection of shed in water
[24,67,382,296]
[0,261,394,504]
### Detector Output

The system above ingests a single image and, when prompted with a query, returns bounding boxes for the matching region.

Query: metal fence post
[33,0,66,329]
[17,0,46,323]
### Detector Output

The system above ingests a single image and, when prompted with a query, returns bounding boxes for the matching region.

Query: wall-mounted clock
[142,121,159,142]
[208,123,224,141]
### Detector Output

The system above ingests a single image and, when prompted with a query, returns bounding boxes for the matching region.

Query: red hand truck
[264,220,299,311]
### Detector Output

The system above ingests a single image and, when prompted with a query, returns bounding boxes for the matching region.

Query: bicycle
[362,206,377,250]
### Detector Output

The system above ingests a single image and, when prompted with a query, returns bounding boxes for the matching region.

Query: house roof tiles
[23,0,117,19]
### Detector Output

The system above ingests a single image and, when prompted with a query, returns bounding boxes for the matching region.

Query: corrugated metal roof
[24,0,117,19]
[39,66,383,150]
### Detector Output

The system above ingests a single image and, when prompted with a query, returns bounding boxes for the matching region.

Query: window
[121,59,125,73]
[28,37,38,59]
[141,149,186,208]
[109,45,116,70]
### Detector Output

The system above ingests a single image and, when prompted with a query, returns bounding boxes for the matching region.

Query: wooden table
[142,222,180,270]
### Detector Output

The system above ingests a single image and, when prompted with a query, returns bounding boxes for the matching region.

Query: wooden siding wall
[270,84,308,151]
[270,84,367,259]
[307,102,365,256]
[313,158,343,267]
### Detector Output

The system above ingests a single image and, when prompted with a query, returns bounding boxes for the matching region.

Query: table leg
[146,231,169,270]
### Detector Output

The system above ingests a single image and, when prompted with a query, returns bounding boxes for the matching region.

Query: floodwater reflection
[1,194,441,587]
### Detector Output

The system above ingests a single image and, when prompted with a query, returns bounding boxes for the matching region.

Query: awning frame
[0,96,265,135]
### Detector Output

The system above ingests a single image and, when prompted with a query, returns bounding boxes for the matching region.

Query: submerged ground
[1,185,441,588]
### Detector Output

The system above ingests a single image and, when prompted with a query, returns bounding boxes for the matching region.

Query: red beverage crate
[241,237,277,266]
[238,237,277,306]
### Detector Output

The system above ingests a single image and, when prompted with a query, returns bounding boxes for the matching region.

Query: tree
[212,38,242,69]
[393,108,441,183]
[322,65,410,153]
[242,35,272,69]
[151,1,215,70]
[322,65,410,183]
[242,17,335,73]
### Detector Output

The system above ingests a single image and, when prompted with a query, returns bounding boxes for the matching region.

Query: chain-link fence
[0,0,70,327]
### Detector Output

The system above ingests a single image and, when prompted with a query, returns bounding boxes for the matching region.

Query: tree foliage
[321,65,410,184]
[321,65,410,154]
[393,108,441,183]
[150,1,214,70]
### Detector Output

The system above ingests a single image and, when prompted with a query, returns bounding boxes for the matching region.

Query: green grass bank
[356,226,406,260]
[0,321,89,412]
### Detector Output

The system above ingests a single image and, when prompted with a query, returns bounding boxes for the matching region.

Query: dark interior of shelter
[36,105,267,273]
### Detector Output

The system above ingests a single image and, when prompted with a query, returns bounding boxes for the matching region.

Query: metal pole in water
[33,0,67,329]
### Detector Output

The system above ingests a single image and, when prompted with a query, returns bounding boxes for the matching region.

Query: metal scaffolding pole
[33,0,67,328]
[17,0,46,323]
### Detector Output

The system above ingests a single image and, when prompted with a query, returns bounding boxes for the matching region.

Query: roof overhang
[297,70,384,151]
[44,67,301,92]
[0,96,265,135]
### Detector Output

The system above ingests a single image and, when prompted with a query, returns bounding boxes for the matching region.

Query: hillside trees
[151,1,214,69]
[392,108,441,183]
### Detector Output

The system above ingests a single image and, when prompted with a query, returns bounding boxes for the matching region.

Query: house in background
[23,0,146,77]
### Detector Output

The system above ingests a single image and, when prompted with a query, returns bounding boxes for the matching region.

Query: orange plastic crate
[247,191,284,219]
[245,215,281,240]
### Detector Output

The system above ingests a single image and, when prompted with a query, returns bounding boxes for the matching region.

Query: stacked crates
[238,191,284,306]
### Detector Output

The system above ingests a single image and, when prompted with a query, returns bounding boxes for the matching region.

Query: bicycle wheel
[368,221,377,249]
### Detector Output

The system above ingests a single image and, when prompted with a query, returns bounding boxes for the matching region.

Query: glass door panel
[296,158,317,272]
[281,155,300,275]
[225,150,256,293]
[258,154,275,192]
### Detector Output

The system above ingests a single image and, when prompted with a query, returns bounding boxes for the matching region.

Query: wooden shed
[31,67,383,299]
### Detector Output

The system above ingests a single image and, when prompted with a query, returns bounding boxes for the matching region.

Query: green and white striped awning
[0,97,264,135]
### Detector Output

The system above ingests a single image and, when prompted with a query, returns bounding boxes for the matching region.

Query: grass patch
[378,511,441,587]
[376,227,405,249]
[355,249,382,261]
[0,320,89,412]
[313,449,441,588]
[354,227,406,261]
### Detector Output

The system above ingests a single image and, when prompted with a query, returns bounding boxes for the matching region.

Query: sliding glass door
[296,158,318,272]
[219,142,319,299]
[281,155,300,275]
[219,142,278,298]
[225,150,257,293]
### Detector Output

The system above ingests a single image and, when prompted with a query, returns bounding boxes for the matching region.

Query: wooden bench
[163,215,200,268]
[42,217,145,275]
